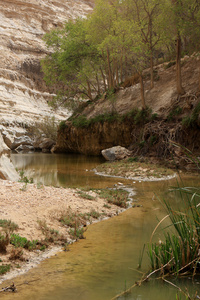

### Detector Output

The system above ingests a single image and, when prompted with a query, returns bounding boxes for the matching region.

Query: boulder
[39,138,56,152]
[33,135,46,150]
[101,146,132,161]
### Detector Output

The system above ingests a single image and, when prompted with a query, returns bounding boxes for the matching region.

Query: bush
[0,233,10,253]
[0,264,10,275]
[10,234,38,250]
[59,120,68,130]
[0,219,18,233]
[182,101,200,128]
[69,227,85,239]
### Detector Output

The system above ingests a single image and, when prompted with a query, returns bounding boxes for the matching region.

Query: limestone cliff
[0,0,93,179]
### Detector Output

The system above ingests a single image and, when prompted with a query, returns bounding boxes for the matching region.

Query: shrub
[37,220,62,244]
[59,120,68,130]
[0,233,10,253]
[0,219,18,233]
[9,248,25,261]
[0,264,10,275]
[10,234,38,250]
[167,106,182,121]
[69,227,85,239]
[182,101,200,128]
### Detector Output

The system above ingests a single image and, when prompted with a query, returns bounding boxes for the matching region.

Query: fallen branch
[0,282,17,293]
[111,258,174,300]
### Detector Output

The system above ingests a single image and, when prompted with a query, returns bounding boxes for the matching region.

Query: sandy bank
[0,179,124,284]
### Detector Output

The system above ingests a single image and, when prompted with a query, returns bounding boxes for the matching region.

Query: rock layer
[0,0,93,179]
[53,120,134,155]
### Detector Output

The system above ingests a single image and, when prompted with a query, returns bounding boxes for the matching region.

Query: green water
[1,153,199,299]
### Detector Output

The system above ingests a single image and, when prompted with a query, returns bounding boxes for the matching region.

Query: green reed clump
[147,185,200,275]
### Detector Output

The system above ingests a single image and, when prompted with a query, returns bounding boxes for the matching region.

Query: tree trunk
[87,80,92,100]
[176,34,185,95]
[100,67,107,92]
[139,72,146,109]
[150,53,154,89]
[106,48,114,89]
[96,74,100,96]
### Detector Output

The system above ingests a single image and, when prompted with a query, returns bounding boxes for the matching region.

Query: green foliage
[18,170,33,184]
[72,115,90,128]
[97,189,129,208]
[37,220,61,244]
[59,120,68,131]
[146,185,200,275]
[0,264,10,275]
[69,227,85,239]
[41,0,200,110]
[70,107,156,129]
[182,101,200,128]
[167,106,183,121]
[0,219,18,233]
[164,61,176,69]
[59,208,87,229]
[0,233,10,253]
[127,157,138,163]
[149,135,158,146]
[77,191,96,201]
[87,209,101,219]
[10,234,38,250]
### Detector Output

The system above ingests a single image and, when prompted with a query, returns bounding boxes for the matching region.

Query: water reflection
[11,152,129,188]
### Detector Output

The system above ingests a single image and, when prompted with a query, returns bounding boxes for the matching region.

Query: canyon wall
[0,0,93,179]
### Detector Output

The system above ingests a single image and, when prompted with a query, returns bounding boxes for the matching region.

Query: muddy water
[1,153,199,299]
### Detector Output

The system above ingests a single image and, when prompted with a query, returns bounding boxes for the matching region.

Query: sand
[0,179,122,284]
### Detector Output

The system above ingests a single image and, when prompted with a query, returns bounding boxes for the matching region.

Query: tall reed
[147,184,200,275]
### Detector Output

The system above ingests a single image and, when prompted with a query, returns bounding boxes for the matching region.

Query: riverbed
[0,153,199,299]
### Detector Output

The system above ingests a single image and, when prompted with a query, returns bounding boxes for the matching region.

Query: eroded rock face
[0,0,93,126]
[53,120,134,155]
[0,0,93,179]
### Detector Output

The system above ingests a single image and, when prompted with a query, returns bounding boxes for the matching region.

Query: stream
[0,152,199,299]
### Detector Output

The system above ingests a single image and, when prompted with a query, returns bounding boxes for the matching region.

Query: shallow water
[2,153,200,299]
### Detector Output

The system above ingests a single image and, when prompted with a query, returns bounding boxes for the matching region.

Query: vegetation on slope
[41,0,200,110]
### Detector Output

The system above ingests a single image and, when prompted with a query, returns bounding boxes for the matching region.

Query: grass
[77,190,96,201]
[0,264,10,275]
[68,107,156,129]
[96,188,129,208]
[95,159,174,179]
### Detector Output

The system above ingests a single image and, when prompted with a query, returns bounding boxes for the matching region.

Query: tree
[41,18,101,106]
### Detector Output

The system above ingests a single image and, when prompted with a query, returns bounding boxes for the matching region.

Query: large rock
[102,146,132,161]
[0,132,19,181]
[39,138,56,152]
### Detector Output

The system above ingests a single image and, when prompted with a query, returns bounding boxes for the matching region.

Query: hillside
[54,54,200,171]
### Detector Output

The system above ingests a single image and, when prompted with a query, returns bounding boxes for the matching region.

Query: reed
[147,184,200,275]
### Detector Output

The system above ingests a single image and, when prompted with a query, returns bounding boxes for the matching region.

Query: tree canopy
[41,0,200,109]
